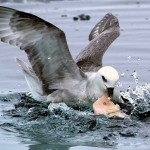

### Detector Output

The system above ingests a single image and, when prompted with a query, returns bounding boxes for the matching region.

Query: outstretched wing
[0,6,86,94]
[76,13,120,72]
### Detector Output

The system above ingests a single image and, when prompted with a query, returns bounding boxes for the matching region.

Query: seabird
[0,6,123,104]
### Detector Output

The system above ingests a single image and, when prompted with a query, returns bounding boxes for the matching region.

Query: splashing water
[121,84,150,104]
[120,83,150,120]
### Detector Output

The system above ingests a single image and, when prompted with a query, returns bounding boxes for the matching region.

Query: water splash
[121,83,150,119]
[121,83,150,102]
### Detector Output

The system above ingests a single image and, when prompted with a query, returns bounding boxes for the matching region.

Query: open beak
[107,87,114,98]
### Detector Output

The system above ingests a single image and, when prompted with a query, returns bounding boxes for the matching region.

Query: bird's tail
[16,58,46,101]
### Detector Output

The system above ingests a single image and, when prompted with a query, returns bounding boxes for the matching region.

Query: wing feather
[76,13,120,72]
[0,6,86,94]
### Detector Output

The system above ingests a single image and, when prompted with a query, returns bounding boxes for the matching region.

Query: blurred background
[0,0,70,2]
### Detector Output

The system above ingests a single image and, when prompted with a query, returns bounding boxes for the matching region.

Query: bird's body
[17,57,120,104]
[0,6,123,105]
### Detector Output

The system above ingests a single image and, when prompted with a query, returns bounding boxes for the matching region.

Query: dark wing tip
[89,13,119,41]
[76,13,120,72]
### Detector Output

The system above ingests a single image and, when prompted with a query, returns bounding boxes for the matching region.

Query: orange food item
[93,95,126,118]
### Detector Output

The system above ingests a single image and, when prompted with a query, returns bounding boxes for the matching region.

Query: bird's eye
[102,76,107,82]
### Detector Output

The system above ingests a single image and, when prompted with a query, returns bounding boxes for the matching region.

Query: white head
[97,66,119,97]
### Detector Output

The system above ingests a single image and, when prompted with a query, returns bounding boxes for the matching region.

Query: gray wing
[76,13,120,72]
[0,6,86,94]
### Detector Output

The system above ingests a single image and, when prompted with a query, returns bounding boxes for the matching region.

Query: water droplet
[131,70,138,84]
[116,81,122,87]
[121,73,125,77]
[127,56,131,60]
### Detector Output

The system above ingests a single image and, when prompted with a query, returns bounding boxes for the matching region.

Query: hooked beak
[107,87,114,98]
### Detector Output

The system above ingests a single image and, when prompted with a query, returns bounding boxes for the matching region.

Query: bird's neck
[86,72,106,101]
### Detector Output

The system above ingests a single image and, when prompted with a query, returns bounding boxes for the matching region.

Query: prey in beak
[93,87,126,118]
[93,94,126,118]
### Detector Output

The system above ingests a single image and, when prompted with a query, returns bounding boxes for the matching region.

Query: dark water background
[0,0,150,150]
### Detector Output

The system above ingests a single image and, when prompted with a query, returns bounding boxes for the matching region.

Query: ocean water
[0,0,150,150]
